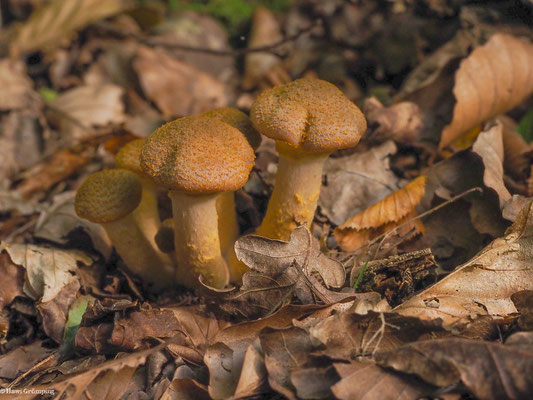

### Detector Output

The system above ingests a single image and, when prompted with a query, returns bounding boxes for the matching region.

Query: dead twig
[94,19,322,57]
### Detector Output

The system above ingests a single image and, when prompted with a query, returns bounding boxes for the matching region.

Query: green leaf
[353,261,369,290]
[517,109,533,143]
[60,295,94,359]
[38,87,59,103]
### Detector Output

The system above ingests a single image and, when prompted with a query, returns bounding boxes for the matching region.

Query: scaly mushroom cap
[75,169,142,223]
[250,78,367,153]
[200,107,262,150]
[141,116,255,194]
[115,138,145,175]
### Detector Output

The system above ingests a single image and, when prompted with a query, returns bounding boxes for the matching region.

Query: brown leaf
[16,148,92,198]
[364,97,424,143]
[0,252,25,308]
[260,327,312,400]
[37,279,80,343]
[471,121,511,207]
[319,140,402,226]
[332,362,434,400]
[395,199,533,325]
[77,306,228,357]
[339,176,427,231]
[1,242,91,303]
[48,84,125,143]
[310,311,447,360]
[512,290,533,331]
[440,34,533,149]
[290,356,339,400]
[160,378,210,400]
[242,6,284,90]
[375,333,533,400]
[335,176,426,252]
[134,46,229,118]
[205,305,322,398]
[19,339,170,399]
[215,226,345,318]
[0,341,55,382]
[11,0,132,55]
[0,59,37,110]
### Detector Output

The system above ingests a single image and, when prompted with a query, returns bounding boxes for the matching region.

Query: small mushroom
[199,107,262,260]
[250,78,367,240]
[141,116,255,288]
[75,169,174,289]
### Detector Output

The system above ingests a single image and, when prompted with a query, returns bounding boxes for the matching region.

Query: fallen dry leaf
[0,341,55,383]
[375,332,533,400]
[76,305,228,357]
[310,311,446,359]
[364,97,424,143]
[260,326,312,400]
[396,199,533,325]
[205,305,323,399]
[335,176,427,252]
[0,242,92,303]
[217,226,345,317]
[134,46,229,118]
[290,356,339,400]
[242,6,284,90]
[319,140,402,226]
[37,279,81,343]
[17,338,172,400]
[499,115,530,180]
[11,0,131,55]
[440,33,533,149]
[160,378,210,400]
[471,121,511,207]
[48,84,125,143]
[332,362,434,400]
[0,59,37,110]
[16,148,92,198]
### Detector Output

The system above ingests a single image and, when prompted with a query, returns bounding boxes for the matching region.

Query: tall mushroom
[75,169,174,289]
[199,108,261,260]
[250,78,367,240]
[140,116,255,288]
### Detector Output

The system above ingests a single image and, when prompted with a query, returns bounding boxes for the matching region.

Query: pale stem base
[256,151,329,241]
[102,215,174,290]
[169,191,229,288]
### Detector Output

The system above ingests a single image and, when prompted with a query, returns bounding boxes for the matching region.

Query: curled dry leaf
[440,33,533,150]
[320,140,402,226]
[11,0,131,55]
[332,362,434,400]
[375,332,533,400]
[211,226,346,318]
[471,121,511,207]
[364,97,424,143]
[0,242,91,303]
[134,46,229,118]
[242,6,284,90]
[49,84,125,142]
[0,341,55,383]
[395,199,533,325]
[334,175,427,252]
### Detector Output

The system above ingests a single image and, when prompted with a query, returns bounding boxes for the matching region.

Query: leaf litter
[1,1,533,399]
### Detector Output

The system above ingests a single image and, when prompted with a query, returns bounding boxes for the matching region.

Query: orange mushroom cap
[140,116,255,194]
[75,169,142,223]
[250,78,367,153]
[115,138,146,176]
[200,107,262,150]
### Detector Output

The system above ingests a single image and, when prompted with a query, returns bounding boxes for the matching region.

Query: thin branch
[94,19,322,57]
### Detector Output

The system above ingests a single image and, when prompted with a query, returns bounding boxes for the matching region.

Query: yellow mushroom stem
[255,143,329,241]
[169,191,230,288]
[133,177,162,247]
[216,192,239,258]
[101,214,174,290]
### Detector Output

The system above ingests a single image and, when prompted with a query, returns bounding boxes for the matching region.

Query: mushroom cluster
[75,79,366,291]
